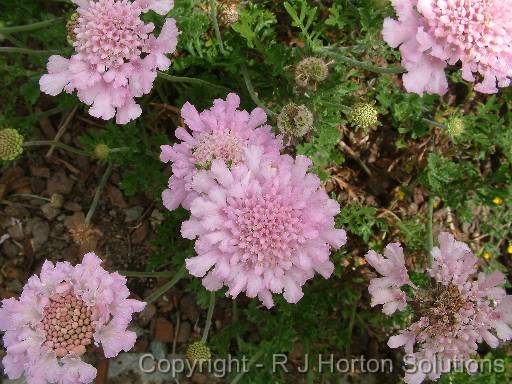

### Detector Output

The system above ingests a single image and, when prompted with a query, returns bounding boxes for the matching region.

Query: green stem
[209,0,226,55]
[11,194,51,202]
[230,350,265,384]
[2,33,27,48]
[423,118,446,130]
[345,294,359,355]
[232,301,242,350]
[0,18,64,34]
[120,271,176,278]
[340,104,352,115]
[0,47,65,55]
[23,140,91,157]
[85,162,114,225]
[157,72,228,91]
[109,147,131,154]
[201,291,216,343]
[37,107,68,118]
[145,265,187,304]
[426,195,434,266]
[241,65,276,117]
[314,47,406,74]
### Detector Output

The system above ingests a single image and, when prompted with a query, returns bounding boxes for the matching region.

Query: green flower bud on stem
[94,144,110,161]
[445,117,465,138]
[350,103,379,131]
[66,13,79,46]
[277,103,314,137]
[186,341,212,362]
[295,57,329,88]
[0,128,24,161]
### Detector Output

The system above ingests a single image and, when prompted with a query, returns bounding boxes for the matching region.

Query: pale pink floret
[365,243,413,315]
[366,232,512,384]
[160,93,283,211]
[0,253,145,384]
[39,0,179,124]
[429,231,477,287]
[383,0,512,95]
[181,146,347,308]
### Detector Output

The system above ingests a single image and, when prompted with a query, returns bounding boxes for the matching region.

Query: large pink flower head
[181,146,347,308]
[159,93,283,211]
[39,0,179,124]
[0,253,145,384]
[365,232,512,384]
[383,0,512,95]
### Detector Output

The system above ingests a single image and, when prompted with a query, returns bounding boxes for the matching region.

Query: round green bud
[66,13,79,46]
[218,0,240,27]
[445,117,465,137]
[350,103,379,131]
[277,103,314,137]
[0,128,24,161]
[50,193,64,209]
[186,341,212,362]
[295,57,329,88]
[94,144,110,161]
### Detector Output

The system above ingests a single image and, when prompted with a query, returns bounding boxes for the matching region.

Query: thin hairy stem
[314,47,406,74]
[230,350,265,384]
[23,140,91,157]
[157,72,228,91]
[0,47,66,55]
[120,271,176,278]
[241,65,276,117]
[201,291,216,343]
[209,0,226,55]
[145,265,187,304]
[423,118,447,130]
[85,162,114,225]
[426,195,434,266]
[0,18,64,34]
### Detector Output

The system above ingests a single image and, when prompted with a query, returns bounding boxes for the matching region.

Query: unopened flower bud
[350,103,379,131]
[66,13,79,46]
[218,0,240,27]
[50,193,64,209]
[277,103,314,137]
[445,117,465,137]
[295,57,329,88]
[186,341,211,362]
[0,128,24,161]
[94,144,110,161]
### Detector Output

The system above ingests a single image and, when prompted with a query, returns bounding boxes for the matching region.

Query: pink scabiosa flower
[0,253,145,384]
[159,93,283,211]
[39,0,179,124]
[365,243,415,315]
[365,232,512,384]
[383,0,512,95]
[181,146,347,308]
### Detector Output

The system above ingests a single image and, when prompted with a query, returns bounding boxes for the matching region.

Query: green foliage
[232,3,276,49]
[397,218,426,252]
[337,203,387,243]
[438,352,512,384]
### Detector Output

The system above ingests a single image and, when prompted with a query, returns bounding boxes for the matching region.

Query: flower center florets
[192,131,246,169]
[74,0,152,71]
[41,292,94,357]
[413,282,469,337]
[431,0,496,53]
[226,189,304,270]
